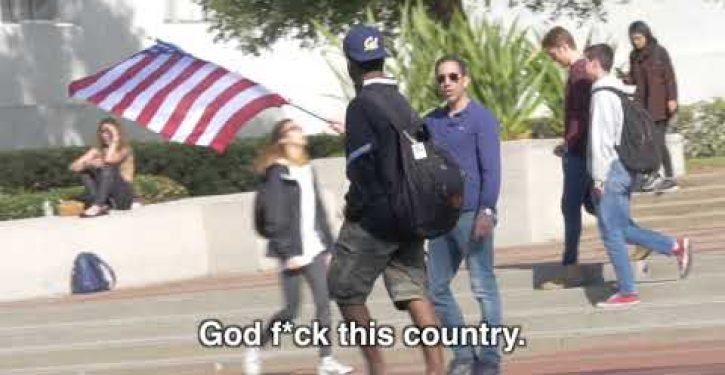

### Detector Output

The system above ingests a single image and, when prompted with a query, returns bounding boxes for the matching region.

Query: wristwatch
[479,207,497,220]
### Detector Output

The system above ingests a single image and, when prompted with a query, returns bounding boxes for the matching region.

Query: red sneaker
[596,293,640,309]
[673,238,693,279]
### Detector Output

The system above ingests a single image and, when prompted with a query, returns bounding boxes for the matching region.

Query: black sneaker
[656,178,679,193]
[640,174,661,192]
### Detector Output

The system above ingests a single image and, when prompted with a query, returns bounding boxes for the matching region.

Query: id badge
[412,142,427,160]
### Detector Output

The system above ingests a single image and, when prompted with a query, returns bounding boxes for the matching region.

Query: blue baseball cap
[343,25,389,63]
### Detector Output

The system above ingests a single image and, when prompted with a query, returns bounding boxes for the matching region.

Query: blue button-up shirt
[425,100,501,213]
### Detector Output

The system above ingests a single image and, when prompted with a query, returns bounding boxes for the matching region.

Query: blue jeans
[427,211,501,366]
[594,160,675,295]
[562,152,595,265]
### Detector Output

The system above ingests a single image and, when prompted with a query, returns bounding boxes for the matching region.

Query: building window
[165,0,207,23]
[1,0,58,23]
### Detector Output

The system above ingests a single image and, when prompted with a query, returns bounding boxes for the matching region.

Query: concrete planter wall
[0,136,686,302]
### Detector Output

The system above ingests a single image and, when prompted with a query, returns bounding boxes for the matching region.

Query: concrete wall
[0,137,685,302]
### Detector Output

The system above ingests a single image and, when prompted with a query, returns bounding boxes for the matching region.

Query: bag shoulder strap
[591,86,632,99]
[362,91,420,143]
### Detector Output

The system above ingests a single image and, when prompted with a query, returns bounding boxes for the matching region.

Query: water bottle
[42,199,54,217]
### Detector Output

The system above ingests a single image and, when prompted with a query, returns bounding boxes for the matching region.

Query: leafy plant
[0,174,189,221]
[676,99,725,158]
[318,1,565,140]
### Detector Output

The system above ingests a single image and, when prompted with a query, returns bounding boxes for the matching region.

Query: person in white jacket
[584,44,692,309]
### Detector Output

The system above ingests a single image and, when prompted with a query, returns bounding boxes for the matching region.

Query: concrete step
[578,212,725,240]
[497,233,724,268]
[3,249,723,329]
[633,196,725,217]
[679,171,725,186]
[3,294,725,372]
[631,183,725,205]
[2,255,724,352]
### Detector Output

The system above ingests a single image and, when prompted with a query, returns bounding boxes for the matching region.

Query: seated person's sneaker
[318,356,353,375]
[673,238,692,279]
[596,293,640,309]
[244,347,261,375]
[79,204,109,218]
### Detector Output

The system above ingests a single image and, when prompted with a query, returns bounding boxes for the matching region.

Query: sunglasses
[436,73,461,84]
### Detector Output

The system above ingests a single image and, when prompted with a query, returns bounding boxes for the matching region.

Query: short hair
[352,58,385,74]
[541,26,577,49]
[584,44,614,72]
[435,55,468,76]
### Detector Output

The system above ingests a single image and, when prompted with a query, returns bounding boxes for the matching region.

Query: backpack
[366,94,465,240]
[592,87,661,174]
[71,252,116,294]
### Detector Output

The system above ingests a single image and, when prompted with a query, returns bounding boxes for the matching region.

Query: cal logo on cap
[363,36,379,52]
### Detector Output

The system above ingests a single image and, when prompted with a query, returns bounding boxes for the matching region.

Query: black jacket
[257,164,334,259]
[344,79,415,240]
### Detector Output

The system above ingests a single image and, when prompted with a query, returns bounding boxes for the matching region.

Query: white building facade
[1,0,724,150]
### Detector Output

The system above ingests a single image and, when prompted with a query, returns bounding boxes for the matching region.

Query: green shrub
[0,186,84,221]
[676,99,725,158]
[317,1,565,140]
[0,135,344,196]
[133,175,189,204]
[0,174,188,221]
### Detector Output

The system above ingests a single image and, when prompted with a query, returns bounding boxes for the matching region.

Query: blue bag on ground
[71,252,117,294]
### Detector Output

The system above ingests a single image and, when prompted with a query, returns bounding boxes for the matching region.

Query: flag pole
[287,102,334,124]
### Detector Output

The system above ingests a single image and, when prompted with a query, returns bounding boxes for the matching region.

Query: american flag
[68,41,288,153]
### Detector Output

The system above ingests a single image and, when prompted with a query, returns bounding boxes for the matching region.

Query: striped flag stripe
[111,54,184,116]
[70,53,147,99]
[68,42,288,153]
[143,62,219,130]
[183,78,256,145]
[197,85,277,146]
[169,73,244,143]
[98,54,174,111]
[157,67,229,140]
[87,54,158,105]
[123,56,198,122]
[209,94,287,152]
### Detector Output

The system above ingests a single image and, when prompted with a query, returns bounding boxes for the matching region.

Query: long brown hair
[253,119,309,175]
[96,117,129,149]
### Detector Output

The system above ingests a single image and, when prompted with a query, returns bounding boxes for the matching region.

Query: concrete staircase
[0,171,724,374]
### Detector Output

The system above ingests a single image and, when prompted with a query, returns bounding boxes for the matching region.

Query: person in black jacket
[326,25,445,375]
[246,119,353,375]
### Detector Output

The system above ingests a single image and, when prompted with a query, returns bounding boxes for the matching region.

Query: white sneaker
[244,347,261,375]
[318,356,354,375]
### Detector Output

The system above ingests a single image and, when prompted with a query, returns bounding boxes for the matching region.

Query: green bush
[0,186,84,221]
[676,99,725,158]
[133,175,189,204]
[0,174,189,221]
[318,1,565,140]
[0,135,344,196]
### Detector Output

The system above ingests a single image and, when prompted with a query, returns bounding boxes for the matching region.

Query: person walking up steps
[584,44,692,309]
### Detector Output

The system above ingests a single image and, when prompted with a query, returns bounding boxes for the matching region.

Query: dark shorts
[327,220,427,310]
